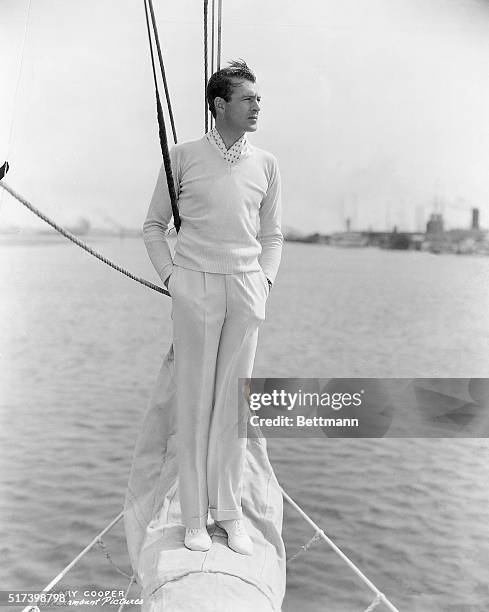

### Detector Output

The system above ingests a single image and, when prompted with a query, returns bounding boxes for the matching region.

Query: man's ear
[214,96,225,116]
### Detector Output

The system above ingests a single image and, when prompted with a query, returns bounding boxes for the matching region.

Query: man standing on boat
[142,60,283,555]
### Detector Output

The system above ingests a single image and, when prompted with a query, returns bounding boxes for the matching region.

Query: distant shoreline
[0,232,142,246]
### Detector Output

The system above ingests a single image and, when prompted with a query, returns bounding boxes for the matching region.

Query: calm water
[1,237,489,611]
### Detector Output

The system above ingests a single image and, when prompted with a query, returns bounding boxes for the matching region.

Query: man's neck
[214,122,246,150]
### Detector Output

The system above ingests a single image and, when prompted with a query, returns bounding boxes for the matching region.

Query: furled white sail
[124,344,286,611]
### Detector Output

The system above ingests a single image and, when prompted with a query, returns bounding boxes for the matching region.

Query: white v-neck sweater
[142,136,283,285]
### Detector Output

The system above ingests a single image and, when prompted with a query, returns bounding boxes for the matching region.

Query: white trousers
[168,265,269,528]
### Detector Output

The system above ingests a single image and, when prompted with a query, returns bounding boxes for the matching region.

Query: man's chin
[245,124,258,132]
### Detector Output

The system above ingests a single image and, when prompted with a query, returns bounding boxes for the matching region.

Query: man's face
[219,79,261,133]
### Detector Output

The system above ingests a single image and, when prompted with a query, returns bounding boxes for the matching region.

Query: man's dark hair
[206,59,256,118]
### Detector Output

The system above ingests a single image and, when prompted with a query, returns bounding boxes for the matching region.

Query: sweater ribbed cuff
[159,262,174,285]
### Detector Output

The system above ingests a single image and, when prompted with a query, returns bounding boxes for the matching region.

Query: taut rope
[210,0,215,129]
[204,0,209,132]
[217,0,223,70]
[142,0,181,233]
[0,181,169,297]
[145,0,177,144]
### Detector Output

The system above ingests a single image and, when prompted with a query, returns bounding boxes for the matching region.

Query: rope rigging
[206,0,223,129]
[144,0,177,144]
[0,0,32,212]
[217,0,223,70]
[0,181,170,297]
[210,0,215,128]
[142,0,181,233]
[204,0,209,132]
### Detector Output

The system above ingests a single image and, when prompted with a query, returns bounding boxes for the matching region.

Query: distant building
[426,213,444,235]
[422,208,489,255]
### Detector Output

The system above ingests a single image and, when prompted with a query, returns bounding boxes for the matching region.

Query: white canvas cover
[124,344,286,611]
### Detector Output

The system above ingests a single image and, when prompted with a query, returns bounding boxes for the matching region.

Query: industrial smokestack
[472,208,479,230]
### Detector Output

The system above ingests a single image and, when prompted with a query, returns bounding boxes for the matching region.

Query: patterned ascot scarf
[206,127,251,164]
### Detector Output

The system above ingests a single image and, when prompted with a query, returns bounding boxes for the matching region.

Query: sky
[1,0,488,233]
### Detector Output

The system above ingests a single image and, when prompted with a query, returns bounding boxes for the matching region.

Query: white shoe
[184,527,212,552]
[215,519,253,556]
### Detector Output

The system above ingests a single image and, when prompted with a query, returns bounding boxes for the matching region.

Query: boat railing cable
[18,487,399,612]
[280,487,400,612]
[20,511,134,612]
